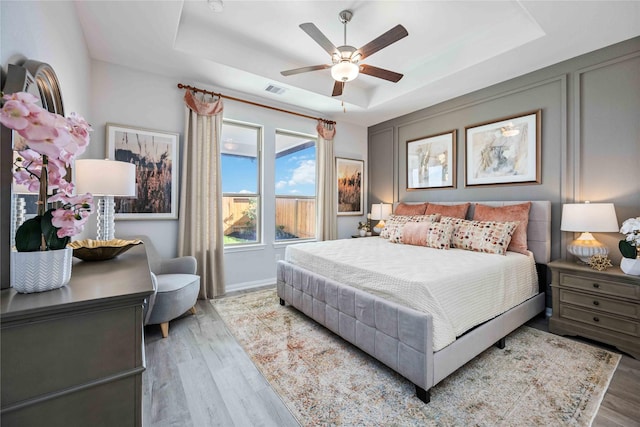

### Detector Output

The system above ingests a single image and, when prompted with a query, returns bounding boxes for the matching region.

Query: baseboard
[226,278,276,293]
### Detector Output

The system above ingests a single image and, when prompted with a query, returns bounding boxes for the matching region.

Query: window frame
[274,129,317,243]
[221,119,263,247]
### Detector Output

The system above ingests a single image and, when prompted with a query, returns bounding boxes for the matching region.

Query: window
[275,131,316,241]
[221,121,261,245]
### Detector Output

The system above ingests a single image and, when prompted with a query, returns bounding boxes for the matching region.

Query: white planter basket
[620,257,640,276]
[11,248,73,293]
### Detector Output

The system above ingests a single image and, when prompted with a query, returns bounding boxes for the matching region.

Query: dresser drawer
[1,305,143,408]
[560,273,639,300]
[560,305,639,337]
[560,289,640,319]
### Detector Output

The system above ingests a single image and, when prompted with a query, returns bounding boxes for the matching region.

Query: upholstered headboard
[393,201,551,264]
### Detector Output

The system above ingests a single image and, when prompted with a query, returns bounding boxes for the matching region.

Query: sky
[222,145,316,196]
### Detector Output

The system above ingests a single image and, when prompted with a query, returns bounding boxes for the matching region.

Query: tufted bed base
[276,200,551,403]
[277,261,545,403]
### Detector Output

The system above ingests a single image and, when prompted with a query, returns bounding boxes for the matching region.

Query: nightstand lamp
[560,202,618,263]
[76,159,136,241]
[371,203,392,233]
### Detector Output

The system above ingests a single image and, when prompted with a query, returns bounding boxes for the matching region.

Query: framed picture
[336,157,364,216]
[406,130,456,190]
[465,110,541,187]
[106,123,179,219]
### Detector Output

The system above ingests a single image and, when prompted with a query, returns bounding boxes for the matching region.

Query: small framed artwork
[406,130,456,190]
[465,110,541,187]
[336,157,364,216]
[106,123,179,219]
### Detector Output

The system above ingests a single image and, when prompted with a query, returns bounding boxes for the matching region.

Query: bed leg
[415,386,430,403]
[279,298,285,306]
[495,337,505,349]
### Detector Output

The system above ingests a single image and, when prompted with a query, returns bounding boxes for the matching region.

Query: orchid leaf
[15,217,43,252]
[41,209,69,251]
[619,240,637,259]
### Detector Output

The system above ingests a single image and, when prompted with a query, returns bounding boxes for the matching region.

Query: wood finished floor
[143,287,640,427]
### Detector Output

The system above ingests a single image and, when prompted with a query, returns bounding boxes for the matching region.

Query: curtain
[316,121,337,241]
[179,90,225,299]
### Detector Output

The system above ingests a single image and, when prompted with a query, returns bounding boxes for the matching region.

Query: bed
[276,200,550,403]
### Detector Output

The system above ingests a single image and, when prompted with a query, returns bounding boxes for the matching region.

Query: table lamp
[560,202,618,263]
[371,203,392,233]
[75,159,136,241]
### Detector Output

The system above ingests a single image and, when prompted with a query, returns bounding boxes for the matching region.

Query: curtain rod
[177,83,336,125]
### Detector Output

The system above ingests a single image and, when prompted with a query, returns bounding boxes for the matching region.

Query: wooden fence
[223,196,315,239]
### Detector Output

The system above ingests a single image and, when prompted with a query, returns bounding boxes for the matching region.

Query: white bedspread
[285,237,538,351]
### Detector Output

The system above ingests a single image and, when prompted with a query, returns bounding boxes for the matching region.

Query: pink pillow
[395,202,428,215]
[425,203,470,219]
[401,222,453,249]
[383,214,441,241]
[473,203,531,255]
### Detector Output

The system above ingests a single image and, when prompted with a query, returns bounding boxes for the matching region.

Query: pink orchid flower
[4,91,95,249]
[0,99,31,130]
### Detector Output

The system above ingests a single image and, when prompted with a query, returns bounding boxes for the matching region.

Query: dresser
[0,245,154,426]
[548,260,640,359]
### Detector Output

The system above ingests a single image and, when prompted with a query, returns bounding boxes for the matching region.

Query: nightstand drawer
[560,305,639,337]
[560,273,639,300]
[560,289,640,319]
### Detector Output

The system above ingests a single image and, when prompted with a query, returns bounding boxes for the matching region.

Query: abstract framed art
[106,123,179,219]
[465,110,541,187]
[406,130,456,190]
[336,157,364,216]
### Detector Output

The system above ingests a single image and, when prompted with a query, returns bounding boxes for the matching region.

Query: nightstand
[548,260,639,359]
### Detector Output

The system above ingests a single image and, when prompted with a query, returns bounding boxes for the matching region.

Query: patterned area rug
[212,289,620,426]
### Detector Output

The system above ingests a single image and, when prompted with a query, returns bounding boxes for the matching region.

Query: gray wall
[368,37,640,265]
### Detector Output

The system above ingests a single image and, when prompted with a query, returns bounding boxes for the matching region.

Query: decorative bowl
[68,239,143,261]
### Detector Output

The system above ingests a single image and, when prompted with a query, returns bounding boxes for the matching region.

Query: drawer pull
[593,316,600,322]
[593,300,599,306]
[592,283,600,289]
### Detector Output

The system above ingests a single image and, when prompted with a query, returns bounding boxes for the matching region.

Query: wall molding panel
[368,37,640,265]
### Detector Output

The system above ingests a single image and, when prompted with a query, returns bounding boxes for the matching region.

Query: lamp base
[567,232,608,263]
[96,195,116,241]
[373,220,386,234]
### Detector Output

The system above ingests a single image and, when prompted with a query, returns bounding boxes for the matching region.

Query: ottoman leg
[160,322,169,338]
[189,306,197,315]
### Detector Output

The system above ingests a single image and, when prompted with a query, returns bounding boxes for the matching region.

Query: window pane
[222,121,260,246]
[223,196,259,245]
[275,132,316,241]
[221,123,259,194]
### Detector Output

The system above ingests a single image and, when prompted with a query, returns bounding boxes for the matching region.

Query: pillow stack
[379,202,531,256]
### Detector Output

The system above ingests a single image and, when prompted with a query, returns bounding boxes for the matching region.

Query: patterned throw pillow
[442,217,518,255]
[394,202,428,216]
[398,221,454,249]
[380,214,441,239]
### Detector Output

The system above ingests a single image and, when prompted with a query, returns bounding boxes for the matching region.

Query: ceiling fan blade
[359,64,403,82]
[356,24,408,60]
[300,23,338,56]
[332,81,344,97]
[281,64,331,76]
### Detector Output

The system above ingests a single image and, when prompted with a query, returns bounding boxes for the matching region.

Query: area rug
[212,289,620,426]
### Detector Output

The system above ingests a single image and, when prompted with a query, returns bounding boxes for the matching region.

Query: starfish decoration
[587,254,613,271]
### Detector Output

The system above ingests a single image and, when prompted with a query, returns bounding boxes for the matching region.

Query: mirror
[1,59,66,289]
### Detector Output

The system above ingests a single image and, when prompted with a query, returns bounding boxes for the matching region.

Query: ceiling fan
[280,10,408,97]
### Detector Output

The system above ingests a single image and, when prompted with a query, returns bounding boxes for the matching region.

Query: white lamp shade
[75,159,136,196]
[331,61,359,82]
[560,203,618,232]
[371,203,392,220]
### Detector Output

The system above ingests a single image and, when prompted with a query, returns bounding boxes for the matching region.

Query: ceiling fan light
[331,61,359,82]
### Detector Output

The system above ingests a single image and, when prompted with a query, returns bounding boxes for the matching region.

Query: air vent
[265,84,286,95]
